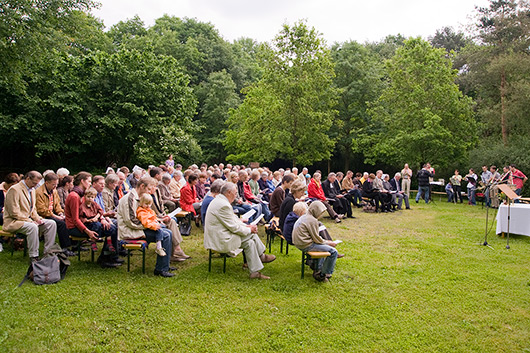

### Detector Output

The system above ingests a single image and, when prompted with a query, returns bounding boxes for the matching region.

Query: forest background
[1,0,529,184]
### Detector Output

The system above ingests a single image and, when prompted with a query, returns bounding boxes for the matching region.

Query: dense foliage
[225,21,338,166]
[1,0,529,174]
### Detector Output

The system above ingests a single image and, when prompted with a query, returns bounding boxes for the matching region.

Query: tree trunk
[500,67,508,146]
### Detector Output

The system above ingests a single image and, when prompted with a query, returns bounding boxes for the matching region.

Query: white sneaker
[0,243,3,252]
[155,247,167,257]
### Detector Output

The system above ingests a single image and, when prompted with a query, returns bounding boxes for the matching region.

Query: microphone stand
[481,179,498,248]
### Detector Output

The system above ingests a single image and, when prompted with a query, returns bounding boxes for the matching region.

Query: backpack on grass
[18,244,70,287]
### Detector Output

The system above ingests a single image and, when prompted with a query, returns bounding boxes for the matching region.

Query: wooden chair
[70,236,95,262]
[0,229,26,257]
[207,249,246,273]
[301,251,331,279]
[120,239,147,274]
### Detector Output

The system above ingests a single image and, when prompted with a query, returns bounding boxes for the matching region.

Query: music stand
[496,184,520,249]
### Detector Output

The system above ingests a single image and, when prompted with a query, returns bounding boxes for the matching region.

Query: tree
[225,21,338,167]
[0,0,98,90]
[106,15,148,47]
[366,38,477,169]
[429,27,471,53]
[463,0,530,145]
[365,34,407,60]
[330,41,385,171]
[0,49,199,168]
[195,70,241,163]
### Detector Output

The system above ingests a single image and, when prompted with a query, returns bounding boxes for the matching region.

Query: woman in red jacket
[180,173,201,216]
[307,172,342,223]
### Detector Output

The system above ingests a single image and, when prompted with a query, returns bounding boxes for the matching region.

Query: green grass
[1,200,530,352]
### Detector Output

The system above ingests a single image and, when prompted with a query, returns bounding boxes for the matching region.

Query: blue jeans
[416,186,430,203]
[85,221,118,253]
[514,188,522,203]
[233,203,256,222]
[301,243,338,276]
[144,228,172,272]
[467,187,476,205]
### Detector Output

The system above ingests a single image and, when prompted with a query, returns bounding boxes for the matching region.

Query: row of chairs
[2,213,330,279]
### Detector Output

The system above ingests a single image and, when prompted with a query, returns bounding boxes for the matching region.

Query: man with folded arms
[204,182,275,279]
[3,171,57,261]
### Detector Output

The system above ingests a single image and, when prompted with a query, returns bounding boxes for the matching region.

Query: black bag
[18,244,70,287]
[179,214,192,236]
[179,219,192,236]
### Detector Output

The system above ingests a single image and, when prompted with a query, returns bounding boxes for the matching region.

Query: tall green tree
[225,21,338,167]
[330,41,385,171]
[366,38,476,169]
[195,70,240,163]
[462,0,530,145]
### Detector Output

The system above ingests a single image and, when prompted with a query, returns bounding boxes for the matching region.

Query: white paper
[167,207,182,218]
[250,214,264,226]
[242,209,256,220]
[333,239,343,244]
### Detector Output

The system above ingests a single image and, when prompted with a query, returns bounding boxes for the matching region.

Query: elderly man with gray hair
[3,171,57,261]
[204,182,275,279]
[389,172,410,210]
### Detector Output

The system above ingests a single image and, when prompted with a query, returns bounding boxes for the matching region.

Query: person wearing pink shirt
[509,164,527,197]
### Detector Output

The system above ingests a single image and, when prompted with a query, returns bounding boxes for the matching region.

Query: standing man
[204,182,275,279]
[510,164,527,197]
[465,169,478,206]
[3,171,57,261]
[480,165,493,206]
[488,166,502,208]
[416,165,433,204]
[401,164,413,198]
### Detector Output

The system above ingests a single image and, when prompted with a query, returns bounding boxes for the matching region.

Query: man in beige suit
[3,171,57,261]
[204,182,275,279]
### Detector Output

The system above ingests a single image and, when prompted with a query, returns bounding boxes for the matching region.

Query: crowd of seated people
[2,159,525,279]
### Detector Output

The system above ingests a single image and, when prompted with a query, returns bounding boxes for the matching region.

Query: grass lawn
[1,199,530,352]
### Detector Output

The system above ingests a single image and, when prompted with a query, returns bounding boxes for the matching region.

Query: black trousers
[49,218,72,249]
[331,197,352,217]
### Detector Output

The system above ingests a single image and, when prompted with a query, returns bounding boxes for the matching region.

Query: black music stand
[496,184,520,249]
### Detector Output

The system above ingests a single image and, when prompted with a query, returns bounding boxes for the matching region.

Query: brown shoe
[337,253,345,258]
[250,272,270,280]
[170,256,187,263]
[173,250,191,259]
[260,253,276,263]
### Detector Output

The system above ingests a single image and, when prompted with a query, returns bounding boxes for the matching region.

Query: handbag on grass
[18,244,70,287]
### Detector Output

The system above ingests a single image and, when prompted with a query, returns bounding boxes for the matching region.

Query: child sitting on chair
[80,187,115,252]
[282,201,308,245]
[136,193,167,257]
